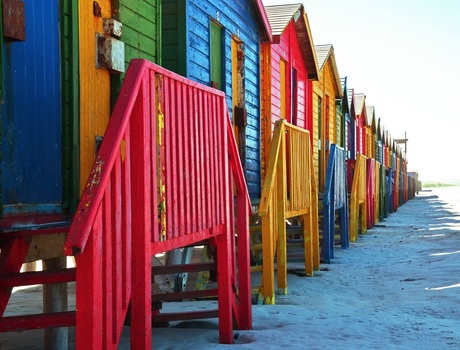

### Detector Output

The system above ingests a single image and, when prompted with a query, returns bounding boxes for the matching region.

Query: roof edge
[254,0,273,42]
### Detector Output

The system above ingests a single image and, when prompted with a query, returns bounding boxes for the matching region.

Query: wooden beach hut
[162,0,271,199]
[354,93,367,156]
[1,1,253,347]
[254,2,320,303]
[313,44,342,192]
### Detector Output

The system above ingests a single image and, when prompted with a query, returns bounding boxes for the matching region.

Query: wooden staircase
[0,217,75,332]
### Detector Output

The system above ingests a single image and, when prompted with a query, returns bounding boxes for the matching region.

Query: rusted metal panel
[96,33,125,72]
[2,0,26,41]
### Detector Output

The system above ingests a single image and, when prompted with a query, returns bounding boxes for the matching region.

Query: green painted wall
[162,0,186,77]
[112,0,162,104]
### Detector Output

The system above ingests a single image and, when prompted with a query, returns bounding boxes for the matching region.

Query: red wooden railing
[64,59,251,348]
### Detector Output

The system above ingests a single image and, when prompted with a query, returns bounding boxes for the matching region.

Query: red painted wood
[130,78,153,350]
[0,225,70,238]
[0,237,31,316]
[64,59,252,347]
[153,309,219,322]
[270,21,309,130]
[0,268,76,287]
[0,311,76,332]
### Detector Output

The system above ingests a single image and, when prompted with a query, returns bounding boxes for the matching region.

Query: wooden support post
[217,232,233,344]
[303,212,314,276]
[261,207,275,304]
[130,76,152,350]
[43,257,68,350]
[276,131,287,295]
[236,193,251,329]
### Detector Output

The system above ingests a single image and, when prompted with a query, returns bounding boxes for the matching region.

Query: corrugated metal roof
[347,88,354,110]
[315,44,332,70]
[265,3,319,80]
[366,105,375,127]
[315,44,342,97]
[264,3,303,36]
[354,93,366,116]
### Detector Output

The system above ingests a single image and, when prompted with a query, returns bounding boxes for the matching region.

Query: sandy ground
[1,186,459,349]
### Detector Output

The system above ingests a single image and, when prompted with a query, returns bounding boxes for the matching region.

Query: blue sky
[262,0,460,183]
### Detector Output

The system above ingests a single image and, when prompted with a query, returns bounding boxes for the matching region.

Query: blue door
[1,0,62,214]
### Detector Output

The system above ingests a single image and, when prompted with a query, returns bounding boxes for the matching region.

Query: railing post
[261,205,275,304]
[129,76,152,350]
[236,191,252,329]
[276,124,287,295]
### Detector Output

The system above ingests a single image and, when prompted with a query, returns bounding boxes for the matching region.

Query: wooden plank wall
[111,0,161,101]
[175,0,263,198]
[313,58,338,191]
[79,0,112,191]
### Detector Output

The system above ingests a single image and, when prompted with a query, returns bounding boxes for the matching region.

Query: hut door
[1,0,62,213]
[231,37,246,170]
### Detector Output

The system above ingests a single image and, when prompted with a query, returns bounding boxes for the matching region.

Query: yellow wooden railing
[349,153,367,242]
[255,120,319,304]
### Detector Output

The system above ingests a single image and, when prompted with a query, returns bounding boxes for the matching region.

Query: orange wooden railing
[256,120,319,304]
[64,59,251,348]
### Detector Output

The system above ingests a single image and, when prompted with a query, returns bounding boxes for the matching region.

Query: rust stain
[93,1,102,17]
[3,0,26,41]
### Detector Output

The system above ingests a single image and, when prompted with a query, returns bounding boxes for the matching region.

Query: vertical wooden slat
[203,94,215,228]
[150,71,160,243]
[102,186,113,347]
[122,128,132,310]
[112,156,123,337]
[217,107,233,344]
[276,124,287,295]
[76,208,103,349]
[197,90,205,230]
[183,85,192,234]
[165,77,176,239]
[189,87,197,232]
[130,81,152,350]
[208,95,217,227]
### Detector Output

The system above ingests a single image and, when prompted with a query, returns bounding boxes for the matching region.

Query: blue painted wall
[1,0,62,212]
[163,0,263,199]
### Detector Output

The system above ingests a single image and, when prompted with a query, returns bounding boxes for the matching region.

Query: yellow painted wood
[260,204,275,304]
[256,120,319,303]
[349,154,367,242]
[259,120,283,216]
[260,43,272,183]
[79,0,112,191]
[312,60,339,192]
[276,129,287,294]
[280,60,286,120]
[309,153,320,270]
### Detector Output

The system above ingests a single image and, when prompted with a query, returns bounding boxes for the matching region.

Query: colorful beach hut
[162,0,271,199]
[313,44,342,192]
[254,2,320,303]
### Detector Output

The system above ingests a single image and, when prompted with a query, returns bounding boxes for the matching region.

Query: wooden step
[0,268,76,288]
[0,311,76,332]
[151,262,216,275]
[152,288,218,302]
[152,309,219,323]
